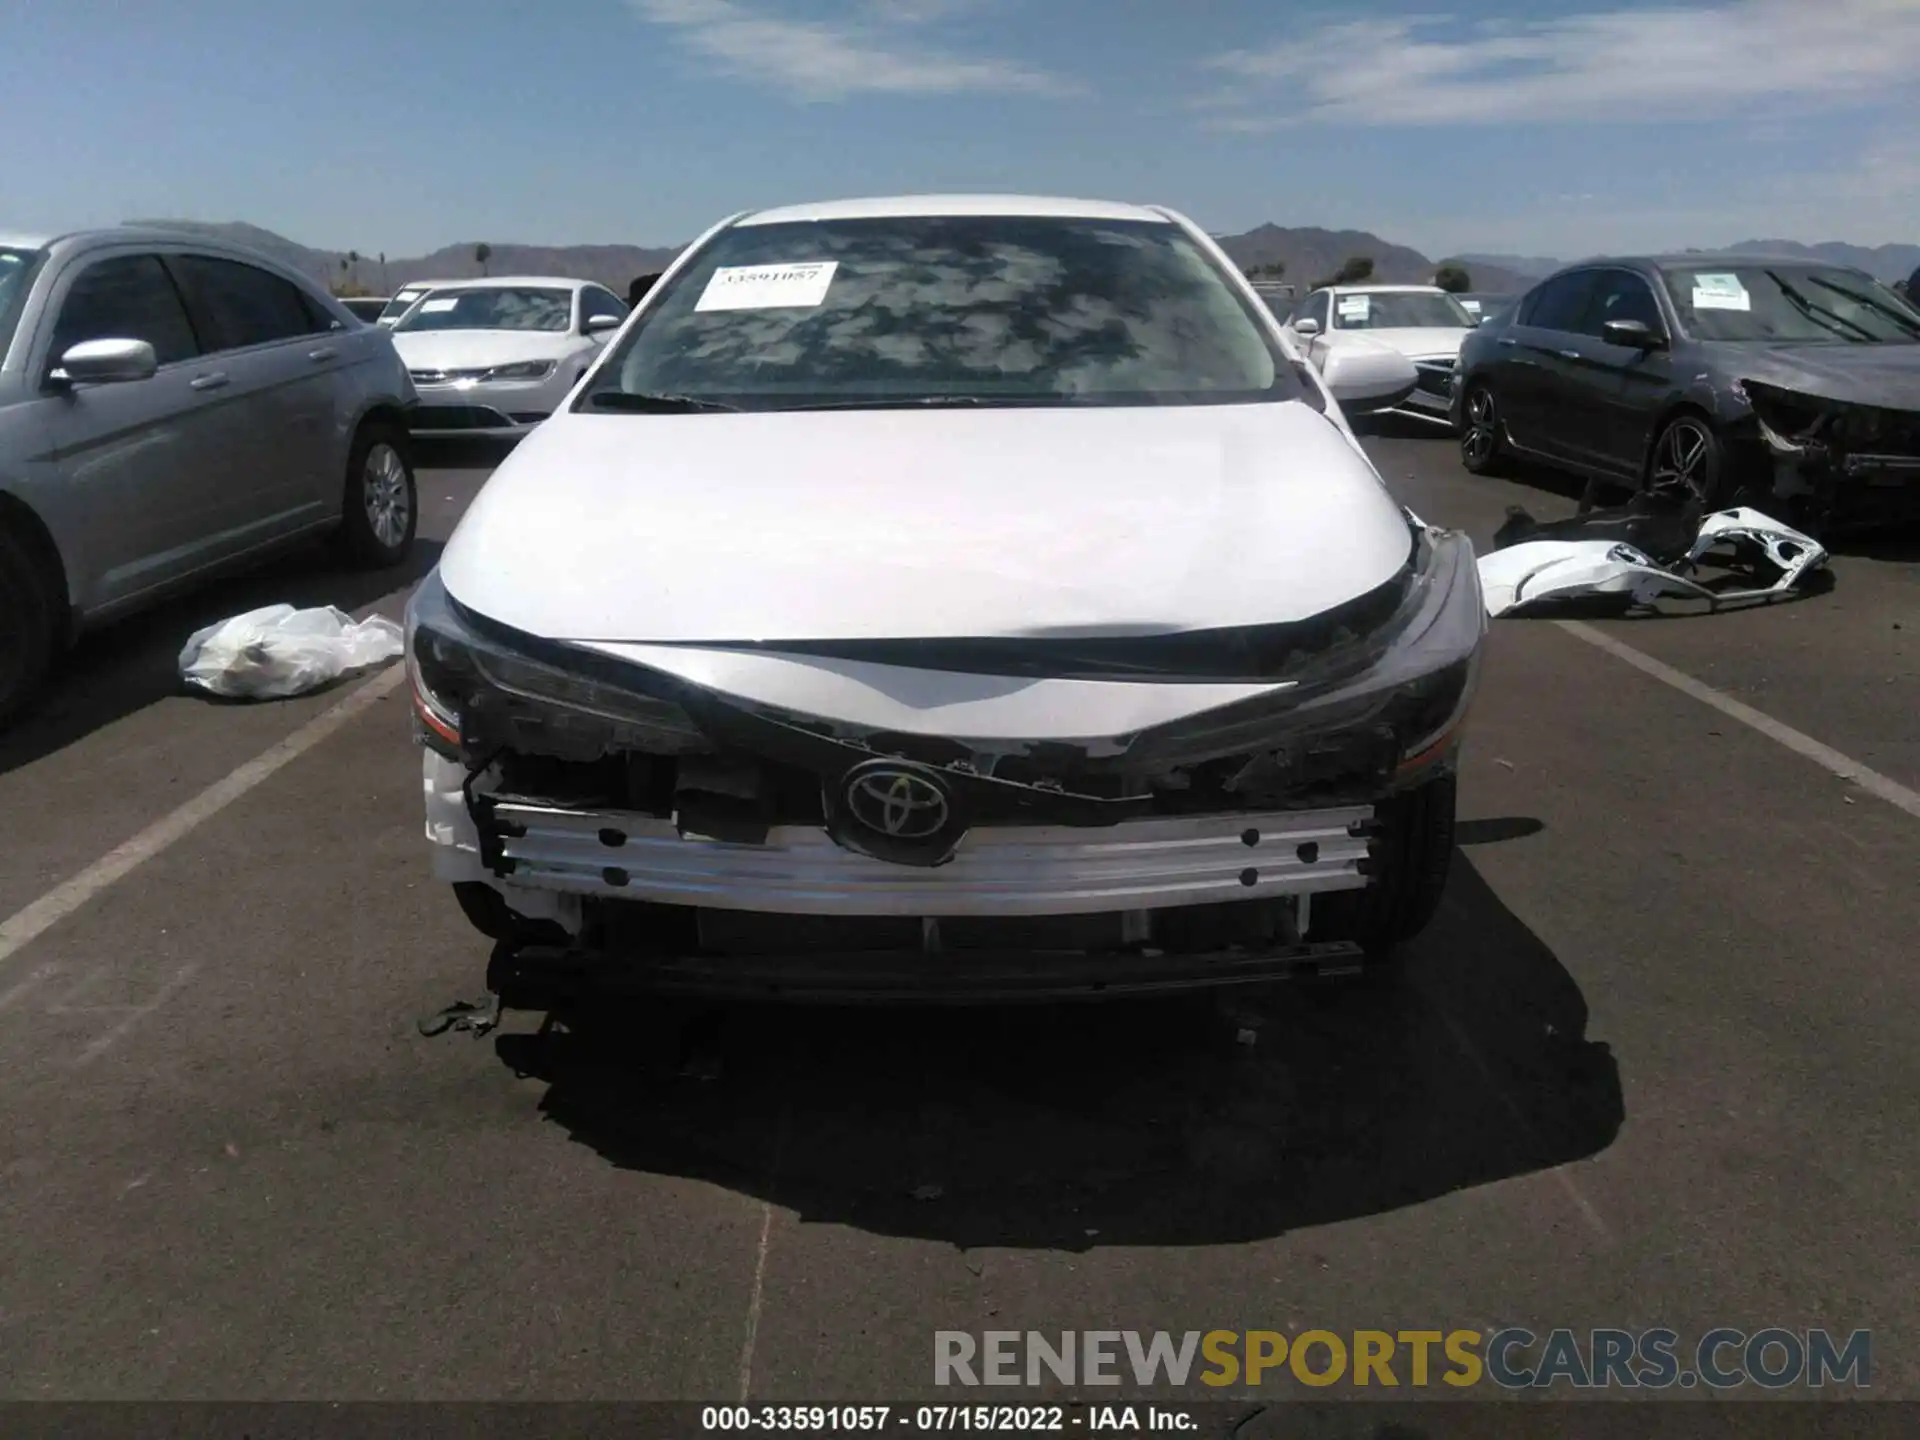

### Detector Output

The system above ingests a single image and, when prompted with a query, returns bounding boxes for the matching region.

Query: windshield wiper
[1765,270,1880,343]
[586,390,742,413]
[1795,274,1920,340]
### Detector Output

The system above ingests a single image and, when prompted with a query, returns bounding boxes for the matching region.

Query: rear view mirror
[1292,318,1321,337]
[1319,345,1417,415]
[583,313,623,335]
[53,338,158,386]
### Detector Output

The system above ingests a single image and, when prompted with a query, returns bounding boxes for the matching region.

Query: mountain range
[127,219,1917,299]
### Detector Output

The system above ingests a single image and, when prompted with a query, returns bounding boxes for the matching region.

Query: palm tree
[475,243,492,277]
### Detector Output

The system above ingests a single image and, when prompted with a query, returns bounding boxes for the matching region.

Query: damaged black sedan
[405,194,1485,1005]
[1451,253,1920,531]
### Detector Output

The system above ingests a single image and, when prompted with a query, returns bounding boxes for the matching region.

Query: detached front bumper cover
[1479,506,1829,618]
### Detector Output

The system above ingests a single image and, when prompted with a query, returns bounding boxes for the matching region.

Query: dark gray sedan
[1449,253,1920,530]
[0,228,421,723]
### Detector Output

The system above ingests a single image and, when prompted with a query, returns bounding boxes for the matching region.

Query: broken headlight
[404,570,706,761]
[1124,526,1487,784]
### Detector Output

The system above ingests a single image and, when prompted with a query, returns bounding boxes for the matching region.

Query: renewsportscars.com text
[933,1328,1871,1391]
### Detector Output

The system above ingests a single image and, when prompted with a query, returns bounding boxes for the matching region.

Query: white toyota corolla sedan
[406,194,1484,1006]
[1286,284,1479,425]
[389,276,630,438]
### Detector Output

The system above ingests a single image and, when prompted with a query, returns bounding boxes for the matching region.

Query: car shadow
[1827,528,1920,562]
[1354,413,1457,444]
[0,536,443,779]
[412,437,519,472]
[494,849,1622,1250]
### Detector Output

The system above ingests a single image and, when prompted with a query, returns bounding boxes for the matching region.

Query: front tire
[1310,772,1458,971]
[1647,412,1726,507]
[1459,383,1506,475]
[334,421,418,569]
[0,523,60,730]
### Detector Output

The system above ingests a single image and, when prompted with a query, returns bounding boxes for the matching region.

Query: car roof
[411,275,593,291]
[0,230,53,250]
[15,226,337,291]
[735,193,1171,226]
[1567,252,1844,272]
[1322,284,1448,295]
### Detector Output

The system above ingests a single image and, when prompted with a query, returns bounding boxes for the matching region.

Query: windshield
[1330,291,1475,330]
[1661,264,1920,344]
[380,289,429,322]
[396,286,574,333]
[0,247,45,360]
[580,214,1304,412]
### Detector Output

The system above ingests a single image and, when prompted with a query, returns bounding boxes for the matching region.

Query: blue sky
[7,0,1915,260]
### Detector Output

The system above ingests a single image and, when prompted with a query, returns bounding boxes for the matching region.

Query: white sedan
[390,277,630,438]
[1286,284,1479,424]
[405,194,1485,1005]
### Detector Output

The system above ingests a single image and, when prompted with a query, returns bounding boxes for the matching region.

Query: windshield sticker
[1691,273,1751,311]
[695,261,839,313]
[418,297,460,313]
[1336,295,1371,320]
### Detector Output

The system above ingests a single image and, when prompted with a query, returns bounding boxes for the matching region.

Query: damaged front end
[405,515,1485,1001]
[1739,379,1920,530]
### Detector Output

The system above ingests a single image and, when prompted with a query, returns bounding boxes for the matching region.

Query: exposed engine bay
[1741,380,1920,530]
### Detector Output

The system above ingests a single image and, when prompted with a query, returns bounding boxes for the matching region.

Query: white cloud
[1204,0,1920,127]
[630,0,1077,100]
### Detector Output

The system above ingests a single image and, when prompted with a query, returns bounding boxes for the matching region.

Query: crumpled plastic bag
[178,604,404,700]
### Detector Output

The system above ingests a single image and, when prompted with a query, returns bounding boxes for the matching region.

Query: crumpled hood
[1331,327,1472,362]
[391,329,577,370]
[437,400,1416,645]
[1729,342,1920,411]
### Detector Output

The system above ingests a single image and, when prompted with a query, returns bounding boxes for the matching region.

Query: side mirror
[1319,345,1418,415]
[1292,317,1321,337]
[1602,318,1663,349]
[583,313,623,335]
[52,338,159,387]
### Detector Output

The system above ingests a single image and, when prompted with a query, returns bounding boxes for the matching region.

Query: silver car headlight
[483,360,556,382]
[405,571,705,762]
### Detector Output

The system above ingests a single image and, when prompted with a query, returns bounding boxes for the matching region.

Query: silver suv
[0,227,421,723]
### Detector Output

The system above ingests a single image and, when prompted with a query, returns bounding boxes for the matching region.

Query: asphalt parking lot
[1,425,1916,1403]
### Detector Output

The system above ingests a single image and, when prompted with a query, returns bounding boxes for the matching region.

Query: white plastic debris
[1479,507,1828,618]
[178,604,404,700]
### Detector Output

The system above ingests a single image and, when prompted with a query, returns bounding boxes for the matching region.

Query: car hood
[1724,342,1920,411]
[437,400,1416,645]
[1330,327,1472,361]
[390,329,575,369]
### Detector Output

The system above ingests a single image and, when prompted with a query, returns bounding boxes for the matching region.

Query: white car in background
[390,277,630,438]
[1286,284,1478,424]
[375,283,448,328]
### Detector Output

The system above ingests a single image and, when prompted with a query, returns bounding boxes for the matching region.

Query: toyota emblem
[844,764,951,840]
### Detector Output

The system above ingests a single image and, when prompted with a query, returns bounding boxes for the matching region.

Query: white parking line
[1557,621,1920,823]
[0,665,409,971]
